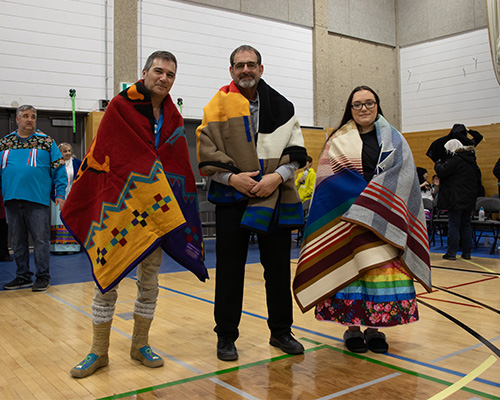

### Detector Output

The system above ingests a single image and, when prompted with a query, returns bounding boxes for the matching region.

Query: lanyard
[154,107,164,149]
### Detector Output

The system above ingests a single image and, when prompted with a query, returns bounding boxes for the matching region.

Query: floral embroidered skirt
[315,260,419,327]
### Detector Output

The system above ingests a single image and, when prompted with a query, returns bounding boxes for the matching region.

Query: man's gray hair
[230,45,262,66]
[16,105,37,119]
[143,51,177,72]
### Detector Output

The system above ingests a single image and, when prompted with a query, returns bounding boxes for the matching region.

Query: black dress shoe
[461,254,471,260]
[217,337,238,361]
[442,254,456,260]
[269,332,304,354]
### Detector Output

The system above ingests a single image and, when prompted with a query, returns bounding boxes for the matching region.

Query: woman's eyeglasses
[351,100,377,110]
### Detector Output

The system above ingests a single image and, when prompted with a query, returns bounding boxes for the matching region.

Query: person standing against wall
[494,157,500,197]
[197,44,307,361]
[435,139,481,260]
[0,105,67,291]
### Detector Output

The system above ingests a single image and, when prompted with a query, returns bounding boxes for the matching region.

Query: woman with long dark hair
[293,86,432,353]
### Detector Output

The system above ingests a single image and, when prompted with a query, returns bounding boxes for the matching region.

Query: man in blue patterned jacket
[0,105,67,291]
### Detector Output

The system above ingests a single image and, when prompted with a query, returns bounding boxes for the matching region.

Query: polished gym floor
[0,235,498,399]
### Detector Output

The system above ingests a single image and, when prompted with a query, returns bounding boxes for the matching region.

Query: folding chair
[471,197,500,254]
[422,198,434,244]
[432,208,448,247]
[296,199,311,246]
[199,200,216,237]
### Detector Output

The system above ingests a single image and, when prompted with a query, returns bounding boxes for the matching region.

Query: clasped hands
[228,171,283,198]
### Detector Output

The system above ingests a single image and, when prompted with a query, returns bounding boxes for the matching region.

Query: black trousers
[0,218,9,258]
[214,202,293,341]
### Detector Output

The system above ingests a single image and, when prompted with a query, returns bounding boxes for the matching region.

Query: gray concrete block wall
[428,0,476,39]
[314,0,399,128]
[398,0,488,46]
[241,0,290,22]
[184,0,487,51]
[350,0,396,46]
[327,0,350,37]
[474,0,487,27]
[318,34,400,129]
[131,0,488,129]
[183,0,240,12]
[312,0,331,128]
[183,0,314,27]
[396,0,430,45]
[289,0,314,27]
[328,0,397,47]
[179,0,400,128]
[114,0,138,95]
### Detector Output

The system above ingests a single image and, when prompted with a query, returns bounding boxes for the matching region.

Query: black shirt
[360,129,380,182]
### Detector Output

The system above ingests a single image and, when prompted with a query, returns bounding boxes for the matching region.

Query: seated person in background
[431,174,440,200]
[417,167,433,201]
[295,156,316,202]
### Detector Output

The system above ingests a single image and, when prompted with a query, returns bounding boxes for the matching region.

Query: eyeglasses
[233,61,259,70]
[351,100,377,110]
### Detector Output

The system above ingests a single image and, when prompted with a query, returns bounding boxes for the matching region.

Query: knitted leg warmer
[130,314,164,368]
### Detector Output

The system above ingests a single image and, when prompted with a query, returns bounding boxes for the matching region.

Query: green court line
[98,343,500,400]
[98,346,323,400]
[300,337,323,345]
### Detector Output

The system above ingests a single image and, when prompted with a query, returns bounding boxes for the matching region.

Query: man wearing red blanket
[68,51,207,378]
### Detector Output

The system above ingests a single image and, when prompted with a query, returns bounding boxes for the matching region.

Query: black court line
[432,285,500,315]
[431,265,500,276]
[418,299,500,358]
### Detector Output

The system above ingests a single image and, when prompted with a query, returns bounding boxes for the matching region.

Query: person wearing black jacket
[494,157,500,197]
[427,124,483,163]
[434,139,481,260]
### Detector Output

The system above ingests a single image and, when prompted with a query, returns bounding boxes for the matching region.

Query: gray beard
[238,78,256,88]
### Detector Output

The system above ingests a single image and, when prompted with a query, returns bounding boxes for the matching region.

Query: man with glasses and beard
[197,45,307,361]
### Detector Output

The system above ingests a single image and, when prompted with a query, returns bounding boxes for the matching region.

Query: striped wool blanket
[196,79,307,232]
[293,117,431,312]
[62,81,208,293]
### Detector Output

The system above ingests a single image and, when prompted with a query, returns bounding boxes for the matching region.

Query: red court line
[416,275,498,296]
[442,275,498,290]
[415,296,483,309]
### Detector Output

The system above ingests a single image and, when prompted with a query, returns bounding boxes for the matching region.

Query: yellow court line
[464,259,498,274]
[427,355,498,400]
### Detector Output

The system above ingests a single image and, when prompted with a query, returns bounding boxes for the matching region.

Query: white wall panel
[139,0,314,125]
[0,0,112,112]
[400,28,500,132]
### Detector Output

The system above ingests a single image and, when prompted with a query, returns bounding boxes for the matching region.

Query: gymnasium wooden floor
[0,244,499,399]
